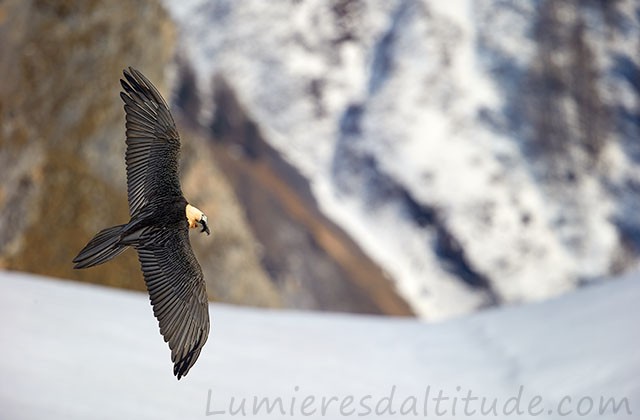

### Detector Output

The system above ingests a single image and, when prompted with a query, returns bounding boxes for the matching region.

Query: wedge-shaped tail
[73,224,128,269]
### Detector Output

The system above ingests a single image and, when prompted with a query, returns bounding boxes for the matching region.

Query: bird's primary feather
[136,227,209,380]
[121,68,183,217]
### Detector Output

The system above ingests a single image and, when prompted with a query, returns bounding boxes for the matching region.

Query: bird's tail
[73,224,128,269]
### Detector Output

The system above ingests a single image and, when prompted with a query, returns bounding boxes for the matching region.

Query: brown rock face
[0,0,281,308]
[208,77,414,316]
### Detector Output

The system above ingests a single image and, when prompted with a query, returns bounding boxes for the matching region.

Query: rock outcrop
[0,0,281,308]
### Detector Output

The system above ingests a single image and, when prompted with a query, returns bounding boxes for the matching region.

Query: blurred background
[1,1,640,419]
[0,0,639,321]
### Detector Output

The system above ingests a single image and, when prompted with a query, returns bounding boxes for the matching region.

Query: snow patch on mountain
[162,0,640,319]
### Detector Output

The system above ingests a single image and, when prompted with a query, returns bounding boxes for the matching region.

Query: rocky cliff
[0,0,281,308]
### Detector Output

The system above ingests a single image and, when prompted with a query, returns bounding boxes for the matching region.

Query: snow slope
[0,271,638,419]
[162,0,640,319]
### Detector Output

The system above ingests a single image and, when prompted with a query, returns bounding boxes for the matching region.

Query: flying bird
[73,67,210,379]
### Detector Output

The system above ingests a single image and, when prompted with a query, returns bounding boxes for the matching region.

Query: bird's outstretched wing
[120,67,183,216]
[136,226,210,379]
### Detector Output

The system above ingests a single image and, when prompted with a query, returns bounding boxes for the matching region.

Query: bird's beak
[200,217,210,236]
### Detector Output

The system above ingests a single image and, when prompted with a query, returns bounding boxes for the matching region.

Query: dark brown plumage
[73,67,210,379]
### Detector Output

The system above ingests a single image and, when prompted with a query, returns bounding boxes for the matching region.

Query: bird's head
[186,204,210,235]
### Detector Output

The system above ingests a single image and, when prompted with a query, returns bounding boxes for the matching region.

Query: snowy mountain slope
[163,0,640,319]
[0,271,638,419]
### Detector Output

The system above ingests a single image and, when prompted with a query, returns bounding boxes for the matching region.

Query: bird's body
[73,68,210,380]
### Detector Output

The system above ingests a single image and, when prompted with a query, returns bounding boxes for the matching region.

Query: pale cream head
[186,204,210,235]
[186,204,203,229]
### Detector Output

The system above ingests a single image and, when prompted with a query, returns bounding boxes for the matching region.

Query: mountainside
[0,0,281,308]
[164,0,640,319]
